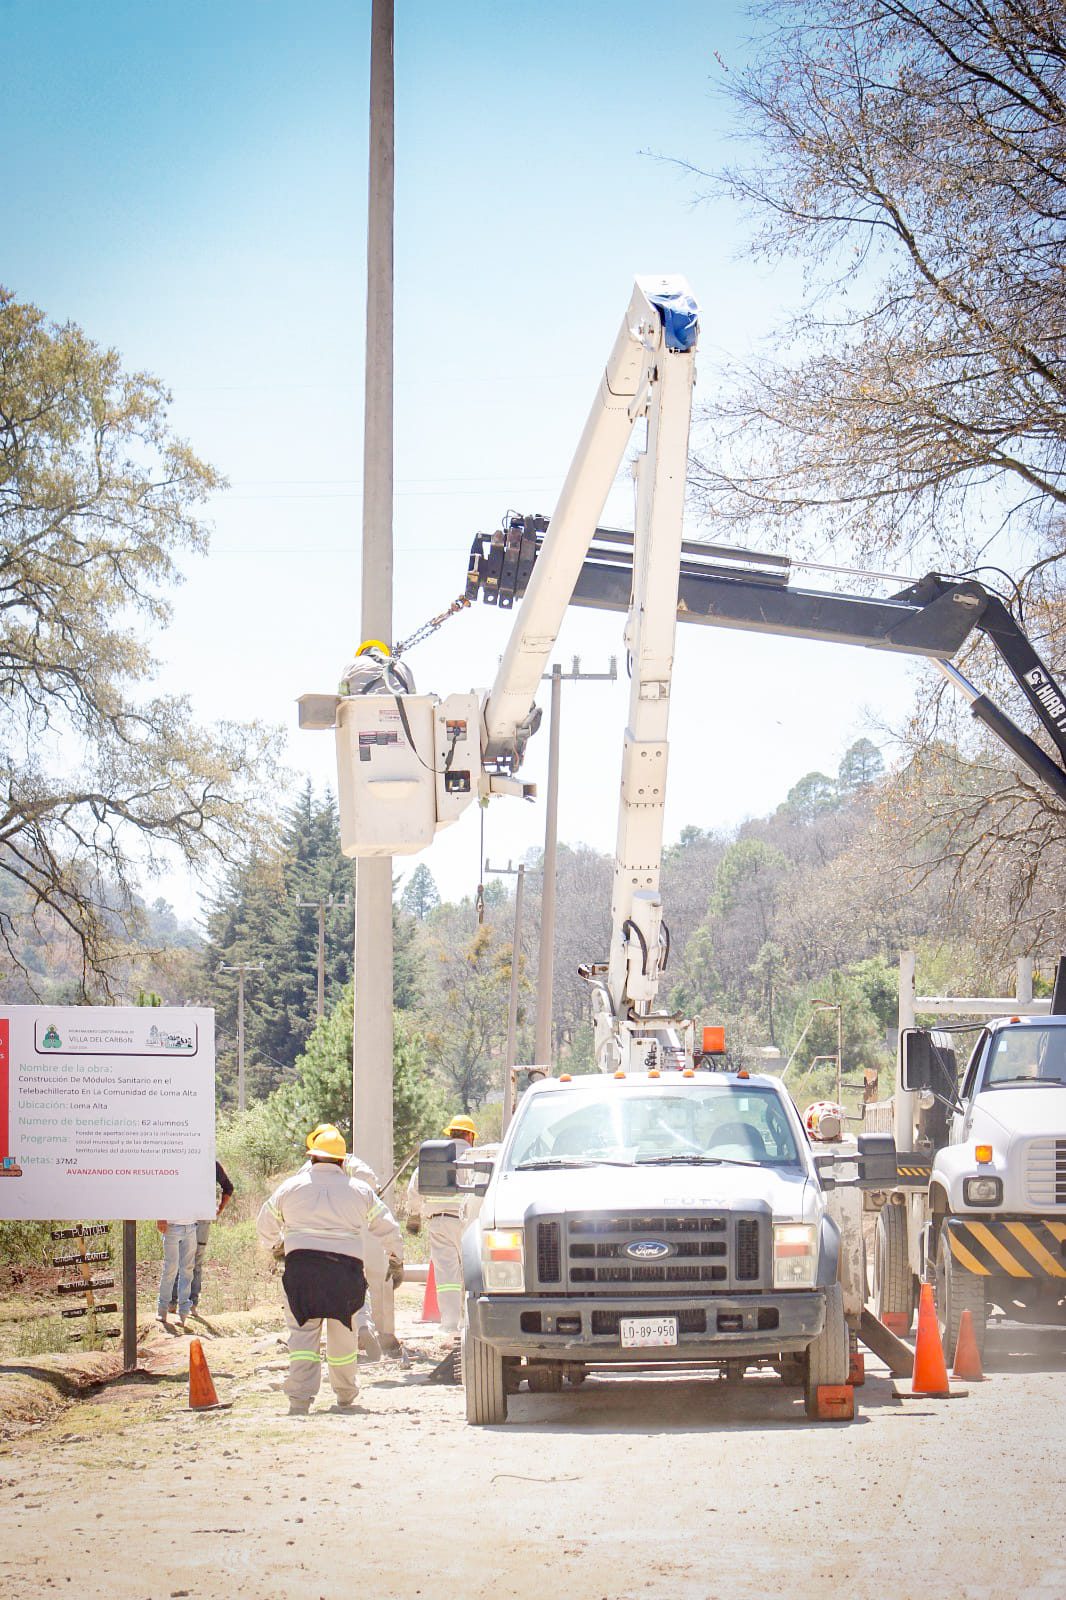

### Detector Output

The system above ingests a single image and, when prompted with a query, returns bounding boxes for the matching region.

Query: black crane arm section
[466,514,1066,808]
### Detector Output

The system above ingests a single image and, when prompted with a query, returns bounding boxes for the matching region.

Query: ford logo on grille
[624,1239,673,1260]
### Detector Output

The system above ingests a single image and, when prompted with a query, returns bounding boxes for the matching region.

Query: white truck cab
[873,1014,1066,1360]
[421,1069,890,1423]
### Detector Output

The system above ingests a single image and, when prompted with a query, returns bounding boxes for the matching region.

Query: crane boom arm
[481,276,698,772]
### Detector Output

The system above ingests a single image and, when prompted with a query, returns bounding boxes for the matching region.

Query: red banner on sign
[0,1018,8,1162]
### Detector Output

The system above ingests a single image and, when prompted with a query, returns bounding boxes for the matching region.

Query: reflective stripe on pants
[282,1292,359,1403]
[428,1213,464,1333]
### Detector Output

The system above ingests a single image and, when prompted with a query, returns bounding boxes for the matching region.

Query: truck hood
[973,1085,1066,1141]
[485,1161,816,1229]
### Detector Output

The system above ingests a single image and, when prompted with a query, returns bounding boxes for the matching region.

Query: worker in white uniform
[301,1125,401,1361]
[257,1124,403,1414]
[406,1114,477,1334]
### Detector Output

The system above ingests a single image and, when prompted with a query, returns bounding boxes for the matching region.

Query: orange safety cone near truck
[420,1259,440,1323]
[952,1308,985,1382]
[188,1338,225,1411]
[911,1283,950,1396]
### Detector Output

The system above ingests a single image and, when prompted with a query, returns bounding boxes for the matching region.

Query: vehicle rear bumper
[467,1290,826,1363]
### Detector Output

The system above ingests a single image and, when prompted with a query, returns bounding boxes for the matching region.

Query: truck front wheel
[935,1228,987,1366]
[462,1325,508,1424]
[803,1282,849,1418]
[873,1202,915,1332]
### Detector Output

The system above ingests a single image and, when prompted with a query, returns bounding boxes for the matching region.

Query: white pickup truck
[421,1069,889,1423]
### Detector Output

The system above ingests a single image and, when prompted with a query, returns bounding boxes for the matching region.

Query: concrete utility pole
[296,894,350,1019]
[354,0,395,1184]
[218,962,264,1112]
[486,860,527,1130]
[534,657,617,1067]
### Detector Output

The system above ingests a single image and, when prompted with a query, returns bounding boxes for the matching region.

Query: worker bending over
[407,1115,477,1334]
[301,1124,401,1361]
[257,1124,403,1415]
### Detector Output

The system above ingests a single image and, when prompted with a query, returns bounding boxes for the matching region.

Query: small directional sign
[50,1224,110,1241]
[57,1278,115,1295]
[61,1303,119,1319]
[52,1250,111,1268]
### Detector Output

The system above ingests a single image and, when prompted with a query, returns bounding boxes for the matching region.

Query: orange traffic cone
[952,1308,985,1382]
[419,1259,440,1323]
[188,1337,222,1410]
[911,1283,950,1396]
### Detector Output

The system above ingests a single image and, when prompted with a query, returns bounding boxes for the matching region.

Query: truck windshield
[983,1025,1066,1087]
[505,1081,803,1171]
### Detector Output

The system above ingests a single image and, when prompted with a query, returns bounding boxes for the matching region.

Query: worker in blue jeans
[168,1161,235,1317]
[157,1219,198,1329]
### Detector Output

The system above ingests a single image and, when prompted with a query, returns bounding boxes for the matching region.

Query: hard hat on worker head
[444,1114,477,1141]
[307,1123,347,1159]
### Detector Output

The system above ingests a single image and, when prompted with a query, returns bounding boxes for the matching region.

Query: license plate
[619,1315,678,1349]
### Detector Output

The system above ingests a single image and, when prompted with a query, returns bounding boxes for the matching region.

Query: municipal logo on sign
[42,1025,62,1049]
[623,1239,673,1261]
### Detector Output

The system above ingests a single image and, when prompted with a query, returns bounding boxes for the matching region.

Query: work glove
[406,1218,421,1236]
[387,1256,405,1287]
[271,1241,285,1262]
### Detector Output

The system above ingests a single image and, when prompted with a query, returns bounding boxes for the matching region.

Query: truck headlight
[963,1175,1003,1206]
[773,1223,817,1288]
[482,1229,524,1292]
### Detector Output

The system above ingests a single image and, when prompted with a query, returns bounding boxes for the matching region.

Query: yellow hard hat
[307,1123,347,1159]
[444,1114,477,1140]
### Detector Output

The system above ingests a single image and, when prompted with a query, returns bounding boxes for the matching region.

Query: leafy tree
[277,982,443,1167]
[400,864,440,921]
[420,915,511,1111]
[202,786,427,1103]
[782,772,838,823]
[690,0,1066,563]
[0,288,278,988]
[838,739,884,796]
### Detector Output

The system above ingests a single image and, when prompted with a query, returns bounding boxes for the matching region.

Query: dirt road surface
[2,1293,1064,1600]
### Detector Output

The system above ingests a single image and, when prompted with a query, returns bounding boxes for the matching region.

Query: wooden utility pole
[297,893,350,1019]
[218,962,264,1112]
[353,0,396,1183]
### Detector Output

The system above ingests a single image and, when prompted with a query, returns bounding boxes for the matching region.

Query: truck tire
[462,1325,508,1424]
[804,1282,849,1418]
[935,1227,987,1366]
[873,1202,915,1333]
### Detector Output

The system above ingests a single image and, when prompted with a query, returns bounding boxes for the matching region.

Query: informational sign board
[0,1006,215,1220]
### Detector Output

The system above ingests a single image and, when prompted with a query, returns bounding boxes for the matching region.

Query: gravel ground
[1,1293,1064,1600]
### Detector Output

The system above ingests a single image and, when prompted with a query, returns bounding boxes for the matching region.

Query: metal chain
[392,593,471,659]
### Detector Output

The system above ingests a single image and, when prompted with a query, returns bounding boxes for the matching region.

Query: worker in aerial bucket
[257,1124,404,1415]
[406,1114,477,1335]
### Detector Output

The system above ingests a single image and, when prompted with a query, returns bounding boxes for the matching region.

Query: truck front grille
[735,1219,760,1280]
[1025,1138,1066,1206]
[537,1221,561,1283]
[530,1211,766,1292]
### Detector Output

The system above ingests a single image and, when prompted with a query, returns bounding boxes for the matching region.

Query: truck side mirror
[900,1030,957,1096]
[857,1133,897,1187]
[417,1138,461,1198]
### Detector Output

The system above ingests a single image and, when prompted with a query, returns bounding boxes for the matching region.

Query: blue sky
[3,1,927,914]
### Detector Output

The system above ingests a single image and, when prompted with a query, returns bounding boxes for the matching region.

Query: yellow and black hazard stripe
[895,1160,934,1184]
[945,1217,1066,1278]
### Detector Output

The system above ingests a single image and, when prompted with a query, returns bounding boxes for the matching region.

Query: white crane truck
[301,274,1066,1417]
[302,277,885,1421]
[871,997,1066,1365]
